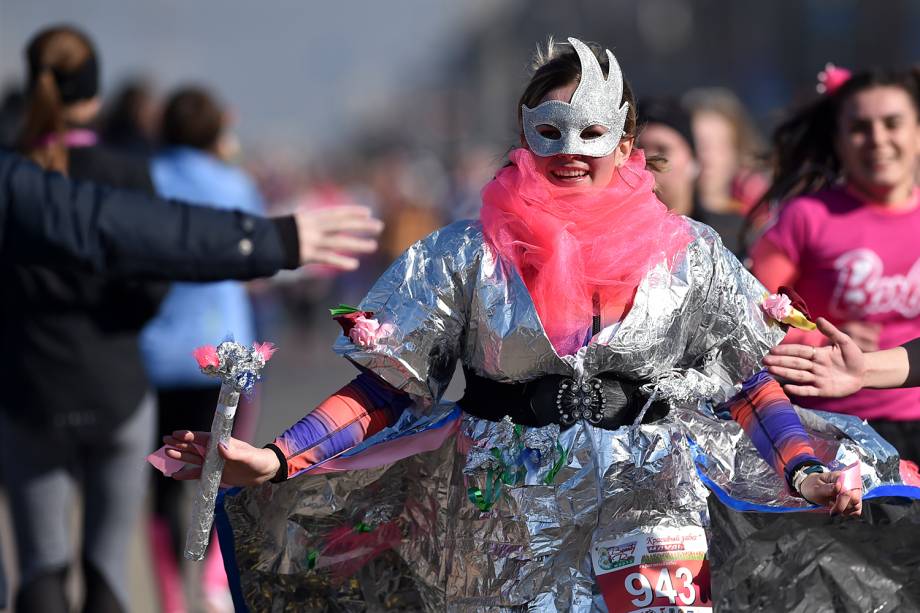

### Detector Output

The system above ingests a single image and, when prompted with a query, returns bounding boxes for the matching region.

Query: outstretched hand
[798,470,862,517]
[763,317,866,398]
[163,430,281,487]
[294,205,384,270]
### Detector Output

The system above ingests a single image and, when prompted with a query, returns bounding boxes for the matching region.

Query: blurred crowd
[1,19,920,613]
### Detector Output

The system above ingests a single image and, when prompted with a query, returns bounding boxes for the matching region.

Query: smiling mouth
[552,167,590,180]
[865,158,897,171]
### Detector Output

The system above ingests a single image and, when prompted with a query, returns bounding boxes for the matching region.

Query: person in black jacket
[0,31,382,613]
[0,147,381,611]
[2,27,172,613]
[8,27,193,613]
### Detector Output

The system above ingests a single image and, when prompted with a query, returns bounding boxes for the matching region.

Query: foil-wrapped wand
[184,340,275,561]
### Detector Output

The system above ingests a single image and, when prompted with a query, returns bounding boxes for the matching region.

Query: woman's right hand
[763,317,866,398]
[164,430,281,487]
[294,204,384,270]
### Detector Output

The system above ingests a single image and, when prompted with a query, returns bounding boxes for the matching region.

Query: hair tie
[816,63,852,95]
[28,56,98,103]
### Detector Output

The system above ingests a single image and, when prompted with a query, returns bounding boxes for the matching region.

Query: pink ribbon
[147,443,207,477]
[836,462,862,491]
[34,128,98,148]
[900,460,920,487]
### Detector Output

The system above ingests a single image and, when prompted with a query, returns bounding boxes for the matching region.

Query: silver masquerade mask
[522,37,629,158]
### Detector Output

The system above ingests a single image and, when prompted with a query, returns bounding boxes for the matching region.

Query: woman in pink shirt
[750,66,920,461]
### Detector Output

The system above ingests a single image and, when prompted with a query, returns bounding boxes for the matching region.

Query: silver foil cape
[225,408,920,611]
[224,220,918,610]
[335,218,782,410]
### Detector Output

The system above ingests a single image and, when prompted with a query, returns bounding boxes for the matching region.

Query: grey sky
[0,1,496,151]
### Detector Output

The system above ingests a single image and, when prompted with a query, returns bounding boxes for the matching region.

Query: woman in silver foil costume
[164,39,920,612]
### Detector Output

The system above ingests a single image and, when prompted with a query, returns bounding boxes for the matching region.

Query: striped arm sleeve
[724,369,821,486]
[269,372,409,480]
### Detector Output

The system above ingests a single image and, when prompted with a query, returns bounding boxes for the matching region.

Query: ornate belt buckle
[555,377,606,426]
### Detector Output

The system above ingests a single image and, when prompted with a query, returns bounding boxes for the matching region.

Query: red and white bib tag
[592,525,712,613]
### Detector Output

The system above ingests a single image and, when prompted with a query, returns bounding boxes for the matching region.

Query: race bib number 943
[592,525,712,613]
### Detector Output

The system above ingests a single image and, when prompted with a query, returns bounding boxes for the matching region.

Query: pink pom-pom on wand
[192,345,220,371]
[252,341,277,362]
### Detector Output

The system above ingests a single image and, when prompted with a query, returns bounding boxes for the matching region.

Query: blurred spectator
[98,77,159,155]
[638,97,698,217]
[0,26,165,613]
[683,87,769,216]
[140,86,263,613]
[369,151,446,262]
[445,146,501,221]
[749,67,920,464]
[638,97,747,255]
[0,147,380,278]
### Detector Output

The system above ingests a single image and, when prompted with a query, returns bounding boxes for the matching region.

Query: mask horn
[567,37,629,136]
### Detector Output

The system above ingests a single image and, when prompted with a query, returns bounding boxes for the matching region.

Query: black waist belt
[458,367,670,430]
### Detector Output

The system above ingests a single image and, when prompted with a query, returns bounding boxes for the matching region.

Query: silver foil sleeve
[677,220,785,405]
[334,221,480,408]
[184,384,239,561]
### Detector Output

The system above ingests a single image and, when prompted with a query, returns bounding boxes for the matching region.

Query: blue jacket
[141,147,265,388]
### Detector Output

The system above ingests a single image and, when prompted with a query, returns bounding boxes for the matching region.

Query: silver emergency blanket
[706,410,920,612]
[223,220,918,610]
[225,406,919,611]
[334,218,783,408]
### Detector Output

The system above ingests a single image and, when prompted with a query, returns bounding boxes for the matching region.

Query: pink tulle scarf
[480,148,692,356]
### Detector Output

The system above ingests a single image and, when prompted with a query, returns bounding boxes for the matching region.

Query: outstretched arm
[1,151,381,280]
[164,373,409,485]
[268,372,410,480]
[724,370,861,515]
[764,317,920,395]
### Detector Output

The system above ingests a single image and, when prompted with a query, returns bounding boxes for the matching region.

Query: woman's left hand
[764,318,866,398]
[799,471,862,517]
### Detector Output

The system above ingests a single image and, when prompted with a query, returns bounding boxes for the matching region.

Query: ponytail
[17,67,68,173]
[15,26,99,174]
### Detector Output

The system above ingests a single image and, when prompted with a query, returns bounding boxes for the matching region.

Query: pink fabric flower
[252,341,277,362]
[192,345,220,370]
[817,63,852,95]
[762,293,793,321]
[334,310,373,335]
[348,316,395,348]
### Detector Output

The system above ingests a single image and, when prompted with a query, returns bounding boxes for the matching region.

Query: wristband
[792,463,828,501]
[264,443,289,483]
